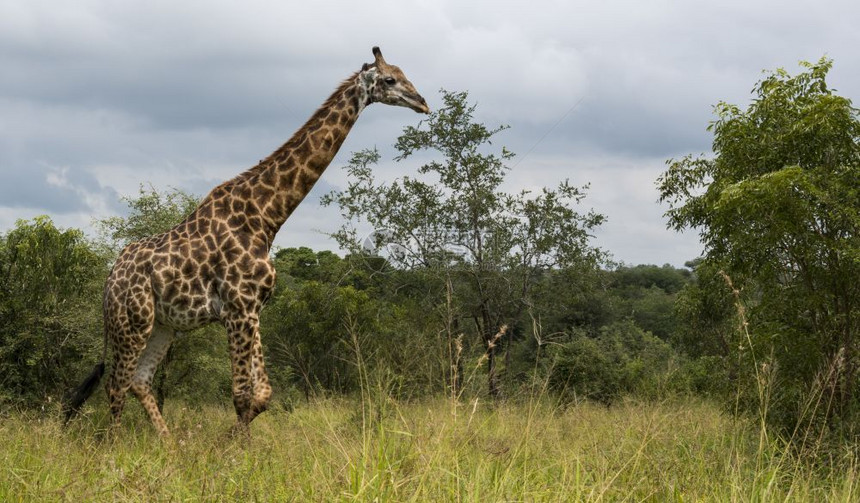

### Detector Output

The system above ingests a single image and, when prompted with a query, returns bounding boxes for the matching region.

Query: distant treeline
[0,213,697,410]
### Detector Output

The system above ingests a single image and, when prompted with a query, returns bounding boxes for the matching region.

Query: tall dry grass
[1,394,857,501]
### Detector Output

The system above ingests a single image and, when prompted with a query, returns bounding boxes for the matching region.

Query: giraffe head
[360,46,429,114]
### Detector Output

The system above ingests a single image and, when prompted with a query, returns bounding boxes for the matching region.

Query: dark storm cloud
[0,162,106,213]
[1,0,859,266]
[1,45,308,131]
[0,1,357,132]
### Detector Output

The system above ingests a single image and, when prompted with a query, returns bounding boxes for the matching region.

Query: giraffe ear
[372,46,386,66]
[360,63,377,85]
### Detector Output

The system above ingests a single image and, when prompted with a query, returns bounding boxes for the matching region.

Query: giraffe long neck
[210,73,367,247]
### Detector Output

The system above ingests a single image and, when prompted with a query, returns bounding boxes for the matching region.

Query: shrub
[546,321,675,404]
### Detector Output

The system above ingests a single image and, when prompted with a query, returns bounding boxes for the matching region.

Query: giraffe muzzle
[411,95,430,114]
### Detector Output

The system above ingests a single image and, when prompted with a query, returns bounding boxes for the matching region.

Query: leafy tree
[323,90,606,397]
[0,217,107,406]
[671,260,736,360]
[529,266,615,337]
[610,264,690,295]
[658,58,860,430]
[97,184,199,251]
[273,246,362,286]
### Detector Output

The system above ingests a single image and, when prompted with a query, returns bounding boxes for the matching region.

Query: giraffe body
[65,47,428,435]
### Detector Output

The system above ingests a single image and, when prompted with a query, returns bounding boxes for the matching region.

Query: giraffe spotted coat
[68,47,428,436]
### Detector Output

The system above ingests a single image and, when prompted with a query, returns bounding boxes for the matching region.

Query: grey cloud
[0,1,420,132]
[0,163,93,213]
[1,0,858,266]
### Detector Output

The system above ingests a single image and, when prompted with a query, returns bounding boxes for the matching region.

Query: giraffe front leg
[248,330,272,422]
[226,316,257,428]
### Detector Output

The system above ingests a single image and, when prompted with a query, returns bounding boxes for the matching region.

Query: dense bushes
[0,219,696,410]
[544,321,675,404]
[261,248,451,402]
[0,217,107,405]
[4,217,838,431]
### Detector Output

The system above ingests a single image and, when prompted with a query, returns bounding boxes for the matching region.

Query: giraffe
[64,47,429,436]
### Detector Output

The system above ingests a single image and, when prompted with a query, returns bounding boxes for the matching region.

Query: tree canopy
[323,89,607,397]
[658,58,860,431]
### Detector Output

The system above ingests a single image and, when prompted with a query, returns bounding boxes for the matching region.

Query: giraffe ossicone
[64,47,428,436]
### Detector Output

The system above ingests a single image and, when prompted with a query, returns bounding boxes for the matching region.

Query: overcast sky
[2,0,859,267]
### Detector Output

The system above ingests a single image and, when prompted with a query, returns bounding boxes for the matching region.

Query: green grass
[1,396,857,501]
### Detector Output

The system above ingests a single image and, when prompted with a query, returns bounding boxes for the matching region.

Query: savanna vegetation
[1,58,858,500]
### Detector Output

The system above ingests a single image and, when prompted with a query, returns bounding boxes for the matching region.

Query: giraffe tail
[63,362,105,424]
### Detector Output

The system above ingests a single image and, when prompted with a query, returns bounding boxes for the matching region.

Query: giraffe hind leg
[129,325,174,437]
[105,331,147,433]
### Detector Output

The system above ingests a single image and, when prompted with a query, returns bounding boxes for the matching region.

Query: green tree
[97,184,199,251]
[658,58,860,430]
[0,217,107,405]
[671,260,735,360]
[323,90,606,397]
[273,246,358,286]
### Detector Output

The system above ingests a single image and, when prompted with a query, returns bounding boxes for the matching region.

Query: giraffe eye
[384,77,396,85]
